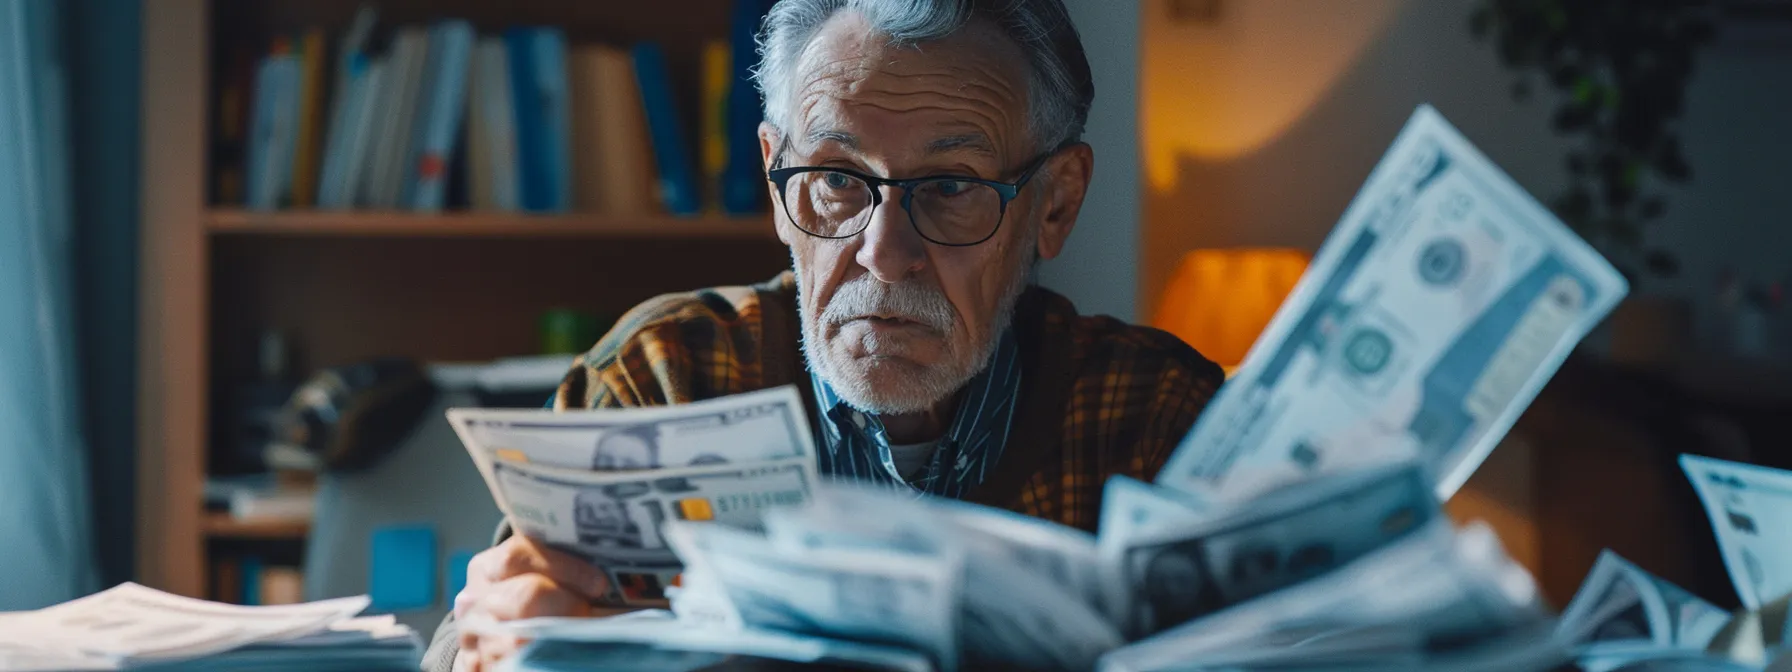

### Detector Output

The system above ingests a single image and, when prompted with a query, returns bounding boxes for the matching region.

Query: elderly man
[432,0,1224,668]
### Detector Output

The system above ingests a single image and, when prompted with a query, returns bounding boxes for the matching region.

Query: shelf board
[207,209,780,240]
[202,512,311,540]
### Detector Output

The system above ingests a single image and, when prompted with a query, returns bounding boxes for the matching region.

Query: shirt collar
[809,329,1022,496]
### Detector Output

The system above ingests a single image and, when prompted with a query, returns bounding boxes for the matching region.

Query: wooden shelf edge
[206,208,780,240]
[202,512,312,539]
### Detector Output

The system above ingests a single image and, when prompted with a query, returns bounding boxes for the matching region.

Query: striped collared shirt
[550,271,1227,531]
[810,330,1022,499]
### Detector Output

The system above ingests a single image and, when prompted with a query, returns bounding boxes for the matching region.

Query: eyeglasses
[766,146,1058,247]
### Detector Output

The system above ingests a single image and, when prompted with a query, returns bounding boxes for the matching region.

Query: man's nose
[854,187,927,283]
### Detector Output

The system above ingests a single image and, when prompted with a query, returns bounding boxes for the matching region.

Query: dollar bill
[1098,623,1563,672]
[1156,104,1627,502]
[766,483,1111,619]
[490,458,816,608]
[467,610,936,672]
[952,558,1122,672]
[1558,550,1730,656]
[1581,650,1764,672]
[1098,475,1214,543]
[447,385,814,474]
[667,520,961,672]
[1099,520,1554,672]
[1097,475,1214,633]
[1116,461,1441,636]
[1680,455,1792,611]
[764,483,1121,670]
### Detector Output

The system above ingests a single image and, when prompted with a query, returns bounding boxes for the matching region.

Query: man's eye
[823,172,853,189]
[934,180,969,197]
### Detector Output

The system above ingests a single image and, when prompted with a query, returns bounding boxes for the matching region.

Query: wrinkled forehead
[786,12,1033,162]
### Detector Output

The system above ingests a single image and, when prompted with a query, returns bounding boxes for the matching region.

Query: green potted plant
[1472,0,1722,363]
[1470,0,1719,285]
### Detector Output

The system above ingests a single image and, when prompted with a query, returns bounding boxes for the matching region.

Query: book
[633,42,701,216]
[467,37,518,211]
[365,27,429,208]
[700,40,730,212]
[245,55,300,211]
[289,27,328,208]
[405,19,474,211]
[508,27,573,213]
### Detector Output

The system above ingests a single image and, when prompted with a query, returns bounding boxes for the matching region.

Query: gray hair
[752,0,1094,153]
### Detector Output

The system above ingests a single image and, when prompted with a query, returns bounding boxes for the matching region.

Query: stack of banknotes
[0,583,422,671]
[445,104,1785,671]
[1552,456,1792,672]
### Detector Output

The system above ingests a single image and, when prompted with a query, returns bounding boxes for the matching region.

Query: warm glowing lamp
[1153,248,1311,373]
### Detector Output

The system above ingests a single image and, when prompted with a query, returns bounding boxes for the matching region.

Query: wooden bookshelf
[207,209,778,239]
[138,0,786,601]
[202,513,312,540]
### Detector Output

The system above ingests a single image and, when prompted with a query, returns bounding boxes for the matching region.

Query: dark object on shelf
[269,357,436,473]
[1470,0,1719,283]
[224,330,300,472]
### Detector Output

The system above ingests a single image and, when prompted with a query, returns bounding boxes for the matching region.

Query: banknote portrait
[574,488,644,549]
[590,425,660,470]
[1140,547,1213,629]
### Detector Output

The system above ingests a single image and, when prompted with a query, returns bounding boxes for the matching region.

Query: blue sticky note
[369,524,437,611]
[444,549,477,605]
[240,555,264,606]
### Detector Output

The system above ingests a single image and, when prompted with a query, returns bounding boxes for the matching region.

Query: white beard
[794,233,1036,415]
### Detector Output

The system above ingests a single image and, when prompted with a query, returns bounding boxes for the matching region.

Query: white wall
[1141,0,1792,343]
[1039,0,1142,322]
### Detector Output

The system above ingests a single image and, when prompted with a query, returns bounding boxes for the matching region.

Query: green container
[539,308,603,355]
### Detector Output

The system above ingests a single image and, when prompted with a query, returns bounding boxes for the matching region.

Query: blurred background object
[1139,0,1791,608]
[1151,247,1309,374]
[0,0,100,610]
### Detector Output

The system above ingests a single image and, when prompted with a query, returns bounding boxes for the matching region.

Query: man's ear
[760,122,793,246]
[1035,143,1093,261]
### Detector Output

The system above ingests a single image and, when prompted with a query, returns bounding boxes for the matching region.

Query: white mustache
[822,276,956,333]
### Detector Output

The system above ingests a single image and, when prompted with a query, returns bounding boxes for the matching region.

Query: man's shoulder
[599,272,793,347]
[566,272,796,407]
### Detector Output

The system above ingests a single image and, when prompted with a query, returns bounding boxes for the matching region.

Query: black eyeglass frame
[765,145,1066,247]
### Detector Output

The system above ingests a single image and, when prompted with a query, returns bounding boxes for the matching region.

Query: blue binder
[633,42,701,216]
[722,0,775,214]
[507,27,571,213]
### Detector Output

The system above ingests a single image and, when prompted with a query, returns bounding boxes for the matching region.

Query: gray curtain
[0,0,99,610]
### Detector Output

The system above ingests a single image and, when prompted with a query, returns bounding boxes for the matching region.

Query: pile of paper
[447,104,1785,671]
[0,583,421,671]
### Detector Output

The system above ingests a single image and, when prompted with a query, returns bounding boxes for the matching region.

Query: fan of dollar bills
[447,105,1790,672]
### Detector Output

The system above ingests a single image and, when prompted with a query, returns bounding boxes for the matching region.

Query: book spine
[533,28,573,213]
[633,42,700,216]
[289,28,328,209]
[338,59,385,208]
[408,20,474,212]
[723,0,774,214]
[506,27,544,212]
[593,47,656,215]
[700,40,730,213]
[480,41,519,211]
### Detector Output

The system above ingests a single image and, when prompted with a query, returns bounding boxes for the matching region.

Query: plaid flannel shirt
[553,271,1225,531]
[424,271,1226,672]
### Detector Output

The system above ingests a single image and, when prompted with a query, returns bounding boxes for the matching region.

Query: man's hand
[451,535,611,671]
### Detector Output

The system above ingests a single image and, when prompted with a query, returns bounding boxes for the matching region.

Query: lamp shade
[1152,247,1311,369]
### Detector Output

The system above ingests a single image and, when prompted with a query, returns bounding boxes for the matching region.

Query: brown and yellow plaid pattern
[552,271,1226,532]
